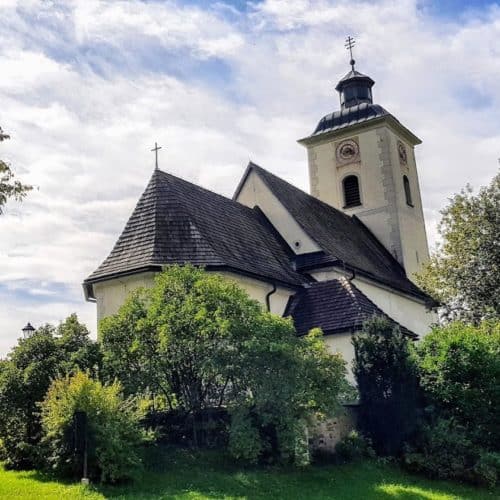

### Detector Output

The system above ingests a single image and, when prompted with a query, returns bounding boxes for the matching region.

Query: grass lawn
[0,448,497,500]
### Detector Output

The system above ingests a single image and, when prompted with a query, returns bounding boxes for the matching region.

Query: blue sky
[1,0,499,354]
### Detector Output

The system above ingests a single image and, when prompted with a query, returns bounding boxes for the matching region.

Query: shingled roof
[240,163,426,299]
[84,169,305,295]
[286,278,417,338]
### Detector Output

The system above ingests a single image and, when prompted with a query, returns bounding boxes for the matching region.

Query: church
[83,59,436,381]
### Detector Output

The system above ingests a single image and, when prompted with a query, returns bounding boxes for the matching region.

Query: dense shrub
[0,315,100,469]
[401,321,500,486]
[404,418,500,487]
[352,317,420,456]
[144,408,229,448]
[41,371,149,483]
[417,321,500,449]
[228,408,263,463]
[473,451,500,488]
[335,430,375,463]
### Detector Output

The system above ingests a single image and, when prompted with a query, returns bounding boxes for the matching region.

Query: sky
[0,0,499,355]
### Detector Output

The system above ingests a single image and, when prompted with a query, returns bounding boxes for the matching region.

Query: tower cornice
[298,114,421,148]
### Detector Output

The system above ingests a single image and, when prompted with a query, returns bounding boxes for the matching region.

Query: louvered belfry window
[403,175,413,206]
[343,175,361,208]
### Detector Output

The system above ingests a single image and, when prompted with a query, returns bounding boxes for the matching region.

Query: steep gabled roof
[286,278,417,338]
[240,163,426,299]
[85,169,305,290]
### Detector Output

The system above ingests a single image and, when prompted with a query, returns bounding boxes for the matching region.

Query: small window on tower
[403,175,413,207]
[343,175,361,208]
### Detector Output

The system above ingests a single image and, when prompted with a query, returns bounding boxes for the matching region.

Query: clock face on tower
[398,141,408,166]
[336,138,360,165]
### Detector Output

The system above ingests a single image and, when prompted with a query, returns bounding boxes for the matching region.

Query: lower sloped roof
[285,278,417,338]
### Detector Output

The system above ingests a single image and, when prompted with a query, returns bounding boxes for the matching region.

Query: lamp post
[22,322,35,338]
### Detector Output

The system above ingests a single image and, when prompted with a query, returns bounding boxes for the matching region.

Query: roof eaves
[204,264,303,290]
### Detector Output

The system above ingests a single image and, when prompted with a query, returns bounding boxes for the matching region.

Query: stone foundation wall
[309,405,358,453]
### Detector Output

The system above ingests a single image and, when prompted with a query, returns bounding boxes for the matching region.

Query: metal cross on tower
[345,36,356,70]
[151,142,162,170]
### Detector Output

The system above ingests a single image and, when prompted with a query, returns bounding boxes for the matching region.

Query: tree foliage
[100,265,348,463]
[41,371,148,483]
[416,321,500,449]
[401,321,500,486]
[416,173,500,323]
[352,316,420,456]
[0,127,32,214]
[0,314,101,468]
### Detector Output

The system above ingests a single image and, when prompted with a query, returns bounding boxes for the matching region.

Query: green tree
[100,265,348,463]
[417,321,500,449]
[352,316,420,456]
[416,173,500,323]
[0,127,32,213]
[0,314,100,468]
[41,371,148,483]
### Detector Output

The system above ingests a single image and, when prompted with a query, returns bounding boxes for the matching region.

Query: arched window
[343,175,361,208]
[403,175,413,206]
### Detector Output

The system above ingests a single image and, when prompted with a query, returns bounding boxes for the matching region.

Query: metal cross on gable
[151,142,162,170]
[345,36,356,70]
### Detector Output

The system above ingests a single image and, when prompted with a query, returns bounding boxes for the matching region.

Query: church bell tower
[298,39,429,280]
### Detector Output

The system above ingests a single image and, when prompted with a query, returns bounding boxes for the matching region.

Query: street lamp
[22,322,35,338]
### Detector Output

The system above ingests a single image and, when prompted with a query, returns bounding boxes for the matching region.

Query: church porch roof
[286,278,417,338]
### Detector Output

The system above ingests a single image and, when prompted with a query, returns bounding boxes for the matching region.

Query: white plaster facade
[216,271,295,317]
[235,169,320,254]
[92,269,294,326]
[93,272,157,324]
[323,332,357,384]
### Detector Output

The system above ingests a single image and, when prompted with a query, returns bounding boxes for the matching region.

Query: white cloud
[0,0,499,354]
[73,0,245,58]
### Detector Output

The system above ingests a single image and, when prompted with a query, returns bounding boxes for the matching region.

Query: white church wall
[310,268,436,338]
[217,271,295,316]
[235,169,321,254]
[93,269,295,329]
[93,271,157,327]
[349,278,436,338]
[323,332,356,385]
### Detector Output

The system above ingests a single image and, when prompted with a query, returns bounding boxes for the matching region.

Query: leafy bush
[228,408,263,463]
[41,371,149,483]
[404,418,500,487]
[0,315,100,469]
[417,321,500,449]
[404,419,473,480]
[473,451,500,488]
[352,317,421,456]
[101,266,349,465]
[335,430,375,463]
